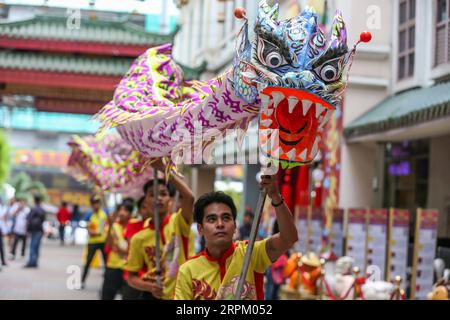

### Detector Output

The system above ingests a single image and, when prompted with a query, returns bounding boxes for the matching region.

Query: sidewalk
[0,238,104,299]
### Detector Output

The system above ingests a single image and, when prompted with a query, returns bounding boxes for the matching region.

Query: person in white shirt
[10,198,30,260]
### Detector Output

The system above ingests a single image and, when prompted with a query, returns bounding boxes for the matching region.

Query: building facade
[0,3,204,207]
[343,0,450,240]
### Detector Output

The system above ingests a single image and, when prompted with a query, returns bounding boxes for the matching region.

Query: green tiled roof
[0,15,179,45]
[0,50,207,80]
[0,51,132,76]
[344,81,450,139]
[0,106,98,134]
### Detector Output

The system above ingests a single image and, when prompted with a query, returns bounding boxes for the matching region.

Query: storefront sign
[411,209,439,299]
[346,208,368,273]
[386,209,410,282]
[367,209,388,280]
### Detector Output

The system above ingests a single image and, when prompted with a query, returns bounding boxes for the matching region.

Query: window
[435,0,450,66]
[398,0,416,80]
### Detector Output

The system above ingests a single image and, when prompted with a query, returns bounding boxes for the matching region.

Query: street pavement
[0,238,104,299]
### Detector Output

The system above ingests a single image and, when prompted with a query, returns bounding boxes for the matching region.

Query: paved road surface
[0,238,104,299]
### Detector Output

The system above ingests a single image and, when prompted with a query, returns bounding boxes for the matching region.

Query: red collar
[203,242,237,265]
[148,213,171,230]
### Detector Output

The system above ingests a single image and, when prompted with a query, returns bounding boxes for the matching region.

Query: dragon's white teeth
[272,147,283,157]
[261,119,272,127]
[260,93,270,105]
[260,137,269,150]
[311,136,320,157]
[288,96,299,114]
[286,149,296,161]
[269,131,279,148]
[302,100,312,116]
[319,110,332,129]
[260,129,270,137]
[260,93,271,114]
[271,92,284,108]
[299,148,308,160]
[264,108,274,116]
[316,103,325,118]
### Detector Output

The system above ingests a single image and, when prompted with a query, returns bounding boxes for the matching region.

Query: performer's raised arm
[260,175,298,263]
[151,159,194,224]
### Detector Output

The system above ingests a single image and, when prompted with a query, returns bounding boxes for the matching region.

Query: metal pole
[153,169,161,286]
[234,188,268,299]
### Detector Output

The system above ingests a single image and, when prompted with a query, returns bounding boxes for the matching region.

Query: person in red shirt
[56,202,72,246]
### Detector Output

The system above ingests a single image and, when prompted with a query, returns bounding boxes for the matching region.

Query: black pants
[59,224,66,244]
[81,242,106,284]
[141,291,160,300]
[101,267,124,300]
[11,233,27,257]
[121,282,144,300]
[0,229,6,265]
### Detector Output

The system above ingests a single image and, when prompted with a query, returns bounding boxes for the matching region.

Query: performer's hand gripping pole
[153,169,162,286]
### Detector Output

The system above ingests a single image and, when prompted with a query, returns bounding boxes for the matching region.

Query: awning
[344,81,450,140]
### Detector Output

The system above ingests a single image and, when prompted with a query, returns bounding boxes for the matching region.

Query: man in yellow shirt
[81,195,108,289]
[101,201,133,300]
[174,175,298,300]
[126,160,194,300]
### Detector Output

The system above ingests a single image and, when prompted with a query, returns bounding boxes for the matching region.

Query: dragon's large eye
[313,57,343,83]
[257,37,288,69]
[265,52,284,68]
[320,65,339,82]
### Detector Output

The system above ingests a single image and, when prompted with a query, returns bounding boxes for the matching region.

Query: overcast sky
[3,0,179,15]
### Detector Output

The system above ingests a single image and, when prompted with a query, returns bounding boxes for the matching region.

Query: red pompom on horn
[359,31,372,43]
[234,7,247,19]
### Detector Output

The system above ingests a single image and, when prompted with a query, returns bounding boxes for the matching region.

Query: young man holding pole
[174,175,298,300]
[126,160,194,300]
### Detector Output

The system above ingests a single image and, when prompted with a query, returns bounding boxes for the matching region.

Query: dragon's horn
[330,10,348,49]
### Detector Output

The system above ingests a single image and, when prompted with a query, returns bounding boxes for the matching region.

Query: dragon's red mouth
[259,87,334,164]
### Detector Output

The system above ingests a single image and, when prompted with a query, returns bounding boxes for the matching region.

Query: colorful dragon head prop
[67,134,154,197]
[233,0,369,165]
[95,0,370,172]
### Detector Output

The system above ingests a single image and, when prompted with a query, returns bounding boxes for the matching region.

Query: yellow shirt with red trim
[86,209,108,244]
[174,239,272,300]
[107,222,127,269]
[125,210,192,300]
[188,230,196,257]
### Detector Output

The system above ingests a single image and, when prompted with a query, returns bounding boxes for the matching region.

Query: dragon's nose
[281,70,326,90]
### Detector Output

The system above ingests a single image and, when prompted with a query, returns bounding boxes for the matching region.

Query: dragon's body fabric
[94,1,359,169]
[67,134,152,197]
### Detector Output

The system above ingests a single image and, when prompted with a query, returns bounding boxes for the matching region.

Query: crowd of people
[0,160,297,300]
[0,195,46,269]
[76,160,296,300]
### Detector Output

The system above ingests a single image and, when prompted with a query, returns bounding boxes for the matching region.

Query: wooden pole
[153,169,161,286]
[386,208,394,282]
[410,208,422,300]
[364,207,370,275]
[234,188,268,299]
